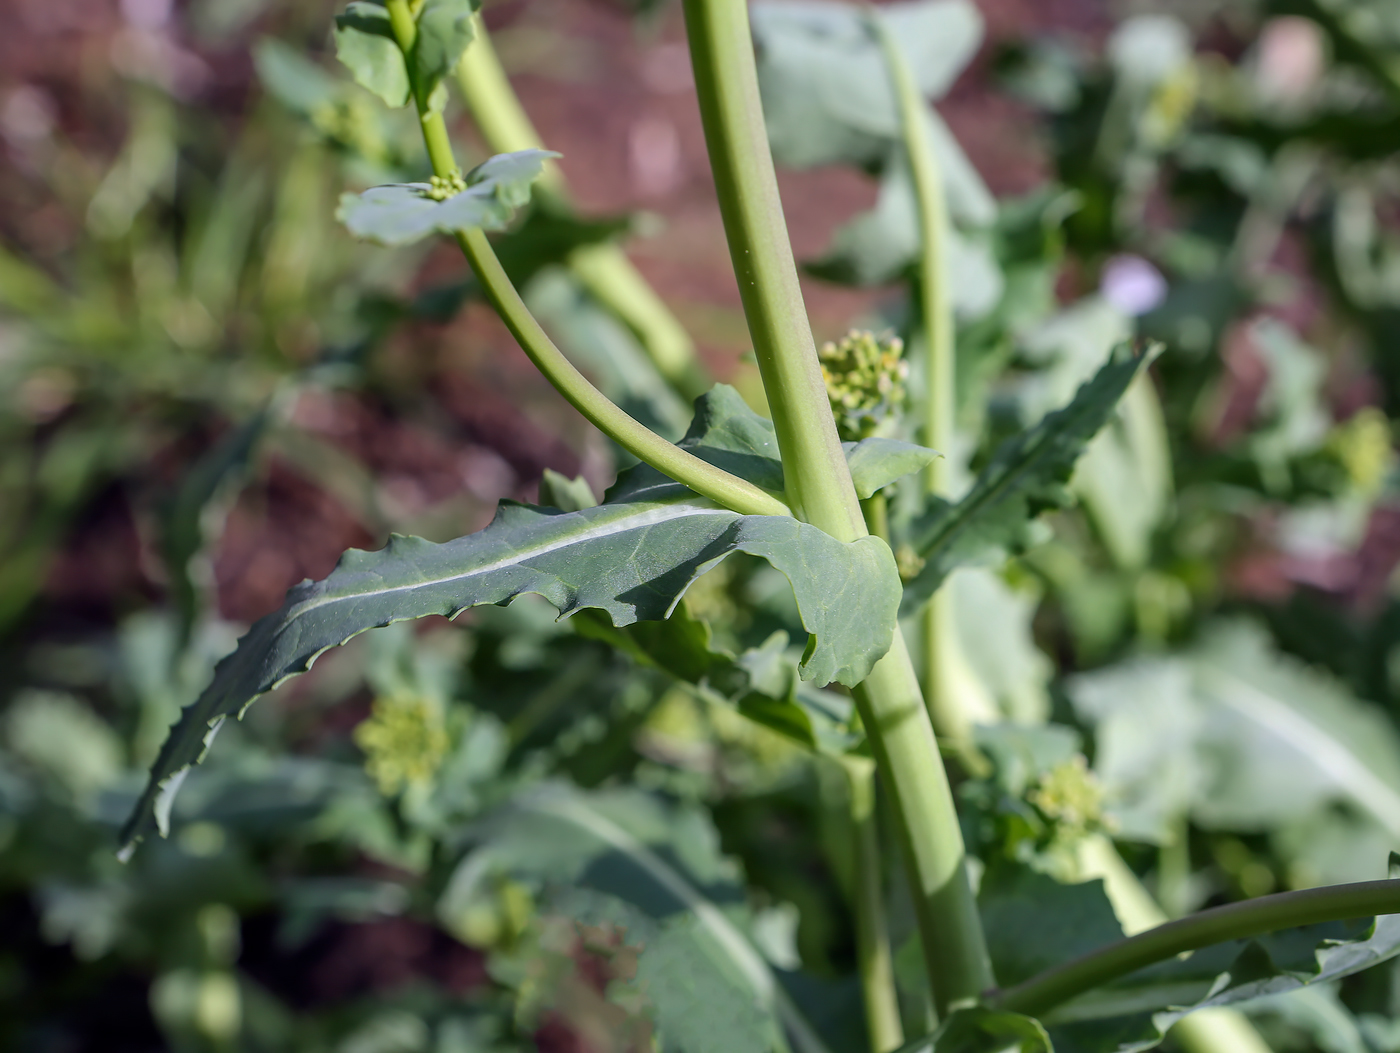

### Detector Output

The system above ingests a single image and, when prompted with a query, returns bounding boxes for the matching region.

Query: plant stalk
[870,16,979,761]
[841,756,904,1053]
[995,875,1400,1018]
[384,0,786,518]
[682,0,993,1015]
[455,15,708,397]
[1076,836,1274,1053]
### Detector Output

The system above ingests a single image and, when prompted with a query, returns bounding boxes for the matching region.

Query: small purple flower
[1100,254,1169,316]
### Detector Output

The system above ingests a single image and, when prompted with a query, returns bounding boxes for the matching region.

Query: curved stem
[455,15,707,397]
[994,877,1400,1018]
[458,228,787,516]
[841,756,904,1053]
[683,0,993,1015]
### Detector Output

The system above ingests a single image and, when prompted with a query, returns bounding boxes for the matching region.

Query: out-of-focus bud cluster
[354,690,450,795]
[818,329,909,441]
[425,171,468,201]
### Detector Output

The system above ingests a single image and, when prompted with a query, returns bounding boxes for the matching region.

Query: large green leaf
[337,150,560,246]
[119,386,901,852]
[439,785,834,1053]
[334,2,410,107]
[900,342,1157,615]
[1069,620,1400,849]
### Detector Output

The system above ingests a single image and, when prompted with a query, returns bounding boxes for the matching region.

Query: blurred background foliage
[8,0,1400,1050]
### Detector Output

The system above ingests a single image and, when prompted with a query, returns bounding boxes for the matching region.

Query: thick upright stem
[842,757,904,1053]
[682,0,993,1016]
[455,16,707,396]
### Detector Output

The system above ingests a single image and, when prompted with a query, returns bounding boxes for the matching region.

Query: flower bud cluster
[353,690,449,795]
[425,170,467,201]
[818,329,909,441]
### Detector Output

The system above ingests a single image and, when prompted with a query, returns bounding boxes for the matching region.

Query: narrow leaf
[900,341,1157,615]
[333,2,410,108]
[336,149,560,246]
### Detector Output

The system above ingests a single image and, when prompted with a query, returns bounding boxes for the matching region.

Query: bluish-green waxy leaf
[900,341,1158,615]
[412,0,477,114]
[439,785,834,1053]
[844,437,940,498]
[119,385,900,852]
[334,2,410,108]
[896,1006,1053,1053]
[336,149,560,245]
[254,38,340,116]
[537,469,597,512]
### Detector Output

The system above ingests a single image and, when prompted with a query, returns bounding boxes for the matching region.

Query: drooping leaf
[336,149,560,246]
[844,437,940,499]
[438,785,834,1053]
[411,0,477,114]
[334,2,410,108]
[119,385,901,852]
[896,1007,1053,1053]
[900,341,1158,615]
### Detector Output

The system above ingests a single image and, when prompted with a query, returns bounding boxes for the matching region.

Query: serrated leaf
[896,1007,1053,1053]
[844,437,940,499]
[119,385,900,852]
[900,341,1157,616]
[334,2,410,108]
[337,149,560,245]
[440,785,834,1053]
[411,0,477,113]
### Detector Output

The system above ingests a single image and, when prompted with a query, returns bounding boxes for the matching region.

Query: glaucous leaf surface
[439,784,833,1053]
[333,2,410,107]
[410,0,478,114]
[1070,620,1400,848]
[843,437,940,498]
[901,341,1156,614]
[337,150,560,246]
[119,386,901,851]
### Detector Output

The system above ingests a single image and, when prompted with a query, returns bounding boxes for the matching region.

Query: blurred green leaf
[334,2,411,108]
[897,1006,1053,1052]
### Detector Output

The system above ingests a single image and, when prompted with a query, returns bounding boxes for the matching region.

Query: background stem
[455,15,707,397]
[841,756,904,1053]
[682,0,994,1016]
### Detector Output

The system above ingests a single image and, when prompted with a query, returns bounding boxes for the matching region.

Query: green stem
[456,228,786,516]
[682,0,864,540]
[995,876,1400,1018]
[683,0,993,1015]
[851,637,995,1013]
[841,756,904,1053]
[861,491,890,544]
[455,15,707,397]
[1076,836,1274,1053]
[869,16,976,760]
[385,0,786,518]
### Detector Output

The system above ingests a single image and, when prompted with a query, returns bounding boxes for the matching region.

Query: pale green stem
[841,756,904,1053]
[1077,837,1274,1053]
[996,870,1400,1018]
[383,0,786,518]
[870,15,980,764]
[455,15,707,397]
[861,491,890,545]
[682,0,993,1015]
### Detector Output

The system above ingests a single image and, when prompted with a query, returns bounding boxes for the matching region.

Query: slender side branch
[455,15,707,396]
[841,757,904,1053]
[383,0,787,518]
[995,878,1400,1018]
